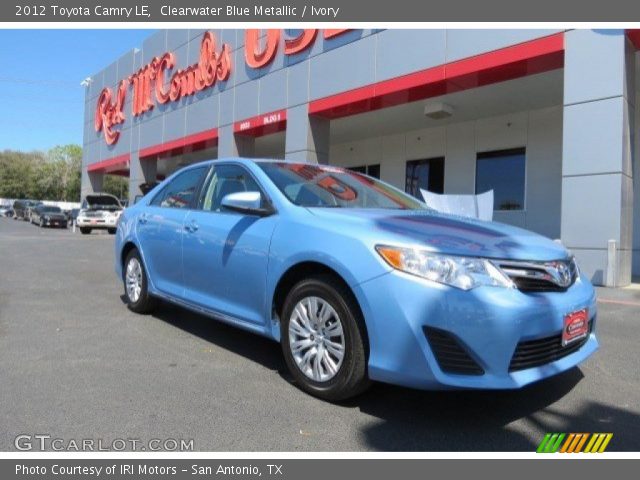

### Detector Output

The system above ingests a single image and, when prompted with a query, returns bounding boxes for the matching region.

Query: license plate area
[562,309,589,346]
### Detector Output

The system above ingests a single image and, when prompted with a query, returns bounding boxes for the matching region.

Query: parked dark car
[31,205,68,228]
[12,200,39,221]
[27,202,43,222]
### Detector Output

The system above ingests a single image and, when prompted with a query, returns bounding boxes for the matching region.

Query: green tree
[47,144,82,201]
[0,145,82,201]
[0,150,43,198]
[103,174,129,200]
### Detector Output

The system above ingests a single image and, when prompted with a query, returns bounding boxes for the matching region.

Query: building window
[347,164,380,179]
[405,158,444,199]
[476,148,526,211]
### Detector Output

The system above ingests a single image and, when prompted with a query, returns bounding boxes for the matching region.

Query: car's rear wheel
[80,227,91,235]
[108,228,116,235]
[281,275,370,402]
[123,249,156,314]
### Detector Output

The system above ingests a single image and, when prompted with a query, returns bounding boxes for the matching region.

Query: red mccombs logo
[130,31,231,118]
[94,31,231,145]
[94,29,348,145]
[94,80,127,145]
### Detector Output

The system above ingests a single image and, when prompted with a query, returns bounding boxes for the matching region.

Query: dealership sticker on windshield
[562,309,589,346]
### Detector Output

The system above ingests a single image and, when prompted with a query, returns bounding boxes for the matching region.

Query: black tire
[281,274,370,402]
[107,228,117,235]
[80,227,91,235]
[123,249,157,314]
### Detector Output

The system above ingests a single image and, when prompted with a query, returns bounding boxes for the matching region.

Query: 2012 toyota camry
[115,158,598,401]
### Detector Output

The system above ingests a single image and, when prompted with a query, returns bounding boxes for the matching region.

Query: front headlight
[376,245,515,290]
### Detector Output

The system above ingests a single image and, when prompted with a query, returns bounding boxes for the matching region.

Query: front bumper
[354,270,598,390]
[42,218,68,227]
[76,217,117,229]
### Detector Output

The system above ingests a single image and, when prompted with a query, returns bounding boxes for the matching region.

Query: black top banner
[4,0,640,22]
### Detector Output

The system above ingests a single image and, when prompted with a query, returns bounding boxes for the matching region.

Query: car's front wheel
[281,275,370,402]
[108,228,116,235]
[79,227,91,235]
[123,249,156,314]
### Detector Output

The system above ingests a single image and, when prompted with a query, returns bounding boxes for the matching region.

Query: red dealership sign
[130,31,231,117]
[245,29,348,68]
[94,80,127,145]
[94,29,348,145]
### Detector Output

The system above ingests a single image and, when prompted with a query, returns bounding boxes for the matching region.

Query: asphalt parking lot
[1,216,639,451]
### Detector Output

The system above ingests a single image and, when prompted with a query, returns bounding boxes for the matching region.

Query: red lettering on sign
[245,29,280,68]
[246,29,348,66]
[284,29,318,55]
[95,29,350,145]
[129,31,231,117]
[94,79,127,145]
[155,52,175,104]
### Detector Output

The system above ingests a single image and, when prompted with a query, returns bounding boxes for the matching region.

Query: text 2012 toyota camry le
[115,158,597,401]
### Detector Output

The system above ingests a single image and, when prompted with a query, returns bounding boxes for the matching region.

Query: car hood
[306,208,569,262]
[43,213,66,219]
[85,195,122,209]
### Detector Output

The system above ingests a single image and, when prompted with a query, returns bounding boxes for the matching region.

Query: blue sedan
[115,158,598,401]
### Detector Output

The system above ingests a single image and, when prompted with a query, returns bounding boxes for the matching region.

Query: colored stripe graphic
[538,433,613,453]
[537,433,565,453]
[560,433,589,453]
[584,433,613,453]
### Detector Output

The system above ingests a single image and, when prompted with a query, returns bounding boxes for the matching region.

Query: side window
[200,164,264,212]
[150,167,207,209]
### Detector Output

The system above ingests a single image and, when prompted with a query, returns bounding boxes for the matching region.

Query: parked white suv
[76,193,123,235]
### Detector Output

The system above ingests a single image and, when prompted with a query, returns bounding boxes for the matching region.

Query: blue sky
[0,30,154,152]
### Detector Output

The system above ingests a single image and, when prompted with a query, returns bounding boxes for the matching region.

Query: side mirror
[221,191,274,217]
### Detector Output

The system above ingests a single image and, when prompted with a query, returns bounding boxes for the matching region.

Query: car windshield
[258,162,428,210]
[42,206,61,213]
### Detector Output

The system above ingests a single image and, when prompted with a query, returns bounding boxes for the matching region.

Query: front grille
[498,258,578,293]
[510,277,567,292]
[423,327,484,375]
[83,211,103,218]
[509,321,592,372]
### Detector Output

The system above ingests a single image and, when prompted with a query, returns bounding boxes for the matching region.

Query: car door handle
[185,220,199,233]
[138,214,148,224]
